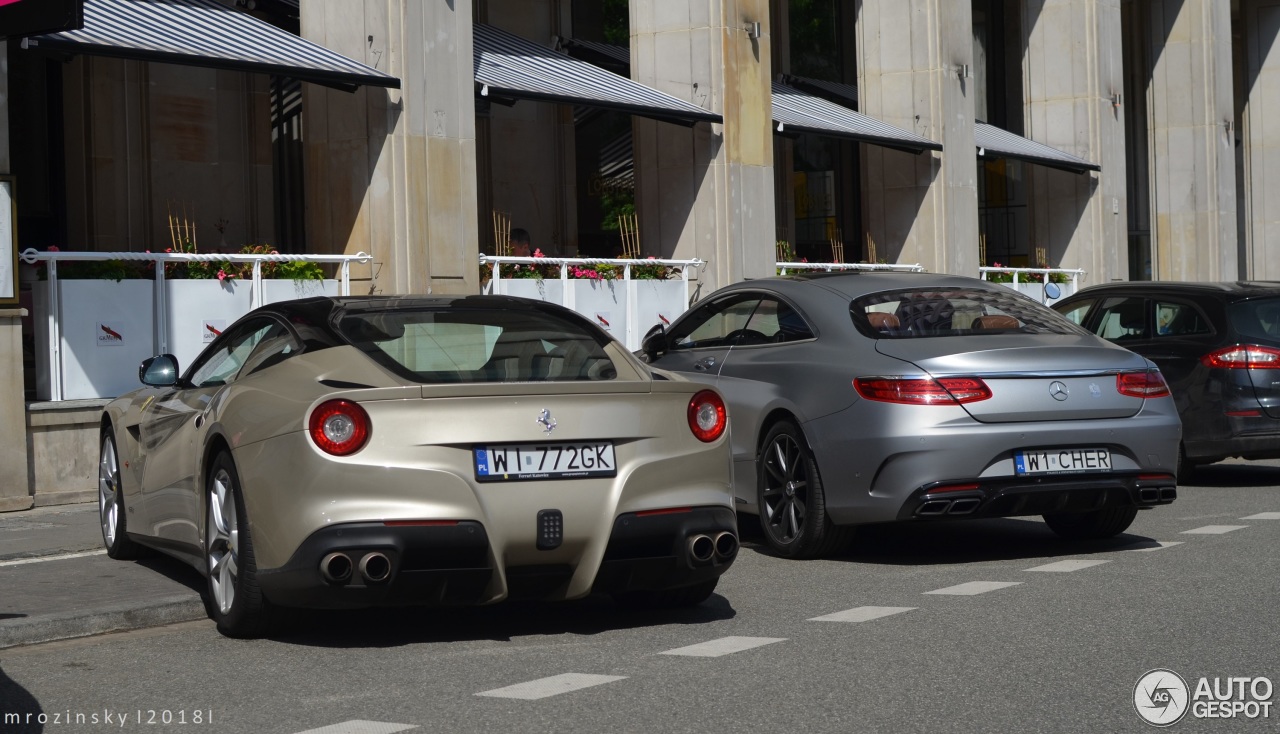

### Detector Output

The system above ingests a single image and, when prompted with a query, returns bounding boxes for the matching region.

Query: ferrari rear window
[337,307,618,383]
[1229,297,1280,342]
[851,288,1086,338]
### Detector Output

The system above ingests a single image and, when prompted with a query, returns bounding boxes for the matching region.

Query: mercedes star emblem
[1049,381,1070,401]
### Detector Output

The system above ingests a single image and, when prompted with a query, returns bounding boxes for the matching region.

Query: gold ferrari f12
[99,296,736,637]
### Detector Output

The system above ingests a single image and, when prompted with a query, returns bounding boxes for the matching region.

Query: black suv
[1052,282,1280,476]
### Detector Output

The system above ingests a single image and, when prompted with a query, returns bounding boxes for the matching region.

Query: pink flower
[800,257,808,263]
[217,269,236,281]
[47,246,60,252]
[165,248,173,253]
[533,249,545,258]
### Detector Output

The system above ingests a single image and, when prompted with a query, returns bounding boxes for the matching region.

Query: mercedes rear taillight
[853,377,993,405]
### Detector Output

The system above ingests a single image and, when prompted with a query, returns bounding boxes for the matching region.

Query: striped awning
[20,0,399,91]
[975,121,1100,173]
[771,83,941,154]
[781,74,860,106]
[475,24,721,126]
[559,38,630,71]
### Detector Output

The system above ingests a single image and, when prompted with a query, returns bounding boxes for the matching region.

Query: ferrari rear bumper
[256,506,737,609]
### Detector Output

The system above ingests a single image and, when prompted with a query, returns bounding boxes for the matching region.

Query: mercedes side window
[742,298,815,344]
[669,296,762,349]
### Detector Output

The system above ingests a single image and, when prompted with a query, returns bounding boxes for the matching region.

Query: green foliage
[600,189,635,234]
[601,0,629,45]
[276,259,325,281]
[44,258,150,282]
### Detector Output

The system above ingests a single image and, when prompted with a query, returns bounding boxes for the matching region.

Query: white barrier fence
[775,261,926,274]
[480,255,704,351]
[978,266,1085,305]
[20,249,371,401]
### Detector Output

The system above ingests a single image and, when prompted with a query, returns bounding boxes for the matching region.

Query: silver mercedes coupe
[98,296,736,637]
[642,272,1182,558]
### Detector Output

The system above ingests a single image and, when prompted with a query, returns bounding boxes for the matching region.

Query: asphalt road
[2,460,1278,734]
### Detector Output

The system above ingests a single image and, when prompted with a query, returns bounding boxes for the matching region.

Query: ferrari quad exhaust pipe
[713,531,739,561]
[687,534,715,565]
[320,552,353,585]
[359,551,392,584]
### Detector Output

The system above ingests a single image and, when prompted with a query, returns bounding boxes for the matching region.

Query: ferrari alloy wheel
[98,429,144,560]
[204,452,274,637]
[757,421,850,559]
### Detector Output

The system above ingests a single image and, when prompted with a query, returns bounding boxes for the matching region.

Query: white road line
[0,550,106,567]
[1024,559,1111,573]
[475,673,627,700]
[924,581,1022,596]
[1127,541,1183,552]
[1181,525,1248,535]
[292,721,418,734]
[808,606,916,623]
[658,636,787,657]
[1240,512,1280,520]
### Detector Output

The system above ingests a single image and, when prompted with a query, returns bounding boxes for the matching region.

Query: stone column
[1144,0,1237,280]
[630,0,776,292]
[857,0,978,276]
[302,0,480,295]
[1240,0,1280,280]
[0,309,33,512]
[1022,0,1128,284]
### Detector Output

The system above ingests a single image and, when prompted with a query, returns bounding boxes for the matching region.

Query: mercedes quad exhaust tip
[947,498,980,515]
[359,551,392,584]
[320,552,353,585]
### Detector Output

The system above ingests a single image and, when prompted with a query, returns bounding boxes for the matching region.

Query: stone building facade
[1,0,1278,508]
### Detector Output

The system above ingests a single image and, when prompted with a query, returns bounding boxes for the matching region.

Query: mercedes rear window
[1229,298,1280,342]
[337,307,618,383]
[851,288,1087,338]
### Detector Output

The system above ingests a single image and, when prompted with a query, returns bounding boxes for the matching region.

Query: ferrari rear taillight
[1116,370,1171,398]
[309,399,371,456]
[853,377,992,405]
[688,390,727,442]
[1201,344,1280,369]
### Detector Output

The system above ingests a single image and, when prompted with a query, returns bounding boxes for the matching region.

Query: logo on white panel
[97,323,124,346]
[203,320,226,343]
[595,312,612,331]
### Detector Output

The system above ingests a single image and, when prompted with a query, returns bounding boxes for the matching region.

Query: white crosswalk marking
[1182,525,1248,535]
[0,550,107,567]
[476,673,627,700]
[1127,541,1183,552]
[658,636,787,657]
[808,606,916,623]
[924,581,1022,596]
[1240,512,1280,520]
[292,721,417,734]
[1024,559,1111,573]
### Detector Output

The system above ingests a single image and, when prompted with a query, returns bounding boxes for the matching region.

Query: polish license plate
[474,442,616,482]
[1015,448,1111,475]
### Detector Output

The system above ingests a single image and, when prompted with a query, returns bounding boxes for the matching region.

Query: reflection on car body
[642,272,1182,559]
[98,295,735,637]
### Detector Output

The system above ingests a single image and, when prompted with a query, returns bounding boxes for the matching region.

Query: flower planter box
[483,277,690,350]
[993,280,1078,306]
[33,280,156,400]
[34,277,342,400]
[261,278,341,305]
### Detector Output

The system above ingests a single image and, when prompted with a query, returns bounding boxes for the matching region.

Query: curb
[0,595,208,650]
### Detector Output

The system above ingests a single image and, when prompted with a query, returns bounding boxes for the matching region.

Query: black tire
[1176,444,1197,485]
[757,421,852,559]
[98,429,148,560]
[1043,505,1139,540]
[204,451,275,638]
[613,579,719,609]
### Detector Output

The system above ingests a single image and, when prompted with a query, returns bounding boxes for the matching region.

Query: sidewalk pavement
[0,503,207,649]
